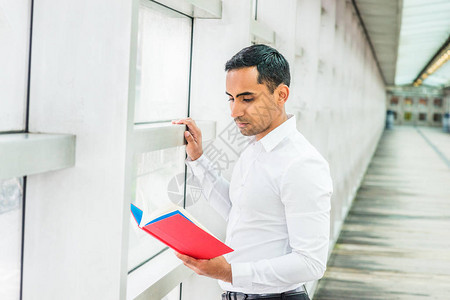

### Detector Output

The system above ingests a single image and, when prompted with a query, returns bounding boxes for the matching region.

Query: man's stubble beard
[237,120,272,137]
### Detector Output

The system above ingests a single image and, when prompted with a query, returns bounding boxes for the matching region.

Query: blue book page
[145,210,193,226]
[130,203,143,225]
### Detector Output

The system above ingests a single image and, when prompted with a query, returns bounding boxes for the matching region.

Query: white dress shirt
[185,114,333,294]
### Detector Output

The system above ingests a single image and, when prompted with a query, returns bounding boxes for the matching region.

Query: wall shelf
[151,0,222,19]
[187,0,222,18]
[0,133,76,180]
[132,120,216,154]
[250,19,276,45]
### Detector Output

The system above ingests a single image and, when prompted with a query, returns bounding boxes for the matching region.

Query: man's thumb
[185,131,194,142]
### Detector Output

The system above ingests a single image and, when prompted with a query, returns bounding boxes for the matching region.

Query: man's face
[226,67,282,139]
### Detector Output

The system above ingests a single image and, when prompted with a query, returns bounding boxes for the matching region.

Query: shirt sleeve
[185,154,232,221]
[231,156,333,287]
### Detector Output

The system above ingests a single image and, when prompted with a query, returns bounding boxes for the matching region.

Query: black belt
[221,286,308,300]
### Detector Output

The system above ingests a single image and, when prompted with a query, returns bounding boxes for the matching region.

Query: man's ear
[276,84,289,104]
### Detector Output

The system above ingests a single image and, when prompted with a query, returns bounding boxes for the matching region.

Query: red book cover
[131,203,233,259]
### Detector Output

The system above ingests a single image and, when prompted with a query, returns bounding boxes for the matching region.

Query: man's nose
[230,101,244,118]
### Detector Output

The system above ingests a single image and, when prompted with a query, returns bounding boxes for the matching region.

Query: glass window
[404,98,413,106]
[404,112,412,121]
[433,113,442,122]
[128,146,187,271]
[128,1,194,272]
[134,0,192,123]
[390,97,398,105]
[419,113,427,121]
[418,98,427,106]
[433,98,443,107]
[0,0,31,132]
[0,177,24,299]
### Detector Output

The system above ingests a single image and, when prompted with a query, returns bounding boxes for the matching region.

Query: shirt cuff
[185,153,210,176]
[231,262,253,288]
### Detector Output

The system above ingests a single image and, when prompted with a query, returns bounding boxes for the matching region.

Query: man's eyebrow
[225,91,255,98]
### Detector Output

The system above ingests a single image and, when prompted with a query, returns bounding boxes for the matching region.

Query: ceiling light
[413,37,450,87]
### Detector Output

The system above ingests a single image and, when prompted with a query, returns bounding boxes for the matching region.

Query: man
[172,44,333,300]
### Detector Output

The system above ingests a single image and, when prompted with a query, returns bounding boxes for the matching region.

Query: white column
[22,0,135,298]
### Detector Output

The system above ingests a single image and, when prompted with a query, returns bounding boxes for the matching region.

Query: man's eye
[228,98,234,102]
[243,98,253,102]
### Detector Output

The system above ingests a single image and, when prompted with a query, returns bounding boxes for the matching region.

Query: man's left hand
[175,252,232,283]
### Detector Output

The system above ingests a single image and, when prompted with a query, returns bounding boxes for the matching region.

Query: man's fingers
[175,252,188,261]
[172,118,195,126]
[172,118,201,138]
[175,253,207,275]
[175,252,197,267]
[184,131,196,144]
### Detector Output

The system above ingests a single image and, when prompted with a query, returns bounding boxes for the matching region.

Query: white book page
[139,203,219,239]
[139,202,178,227]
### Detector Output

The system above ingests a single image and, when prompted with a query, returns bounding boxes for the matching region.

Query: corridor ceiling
[354,0,450,88]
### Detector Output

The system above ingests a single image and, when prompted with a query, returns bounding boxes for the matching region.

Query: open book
[130,203,233,259]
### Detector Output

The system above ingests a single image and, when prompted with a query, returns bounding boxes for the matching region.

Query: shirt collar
[250,113,296,152]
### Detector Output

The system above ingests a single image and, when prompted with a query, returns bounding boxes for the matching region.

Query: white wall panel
[0,0,31,132]
[22,0,134,299]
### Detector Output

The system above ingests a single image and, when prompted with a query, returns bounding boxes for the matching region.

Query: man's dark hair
[225,44,290,93]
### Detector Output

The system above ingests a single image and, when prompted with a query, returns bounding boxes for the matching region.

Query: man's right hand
[171,118,203,161]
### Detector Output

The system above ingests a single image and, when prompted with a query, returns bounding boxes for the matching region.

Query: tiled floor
[314,126,450,300]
